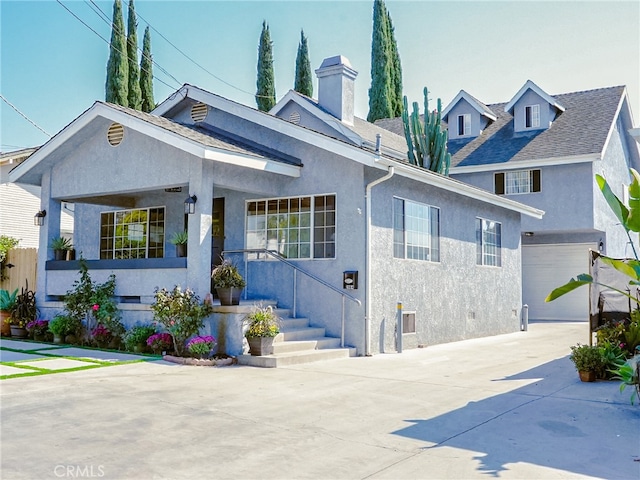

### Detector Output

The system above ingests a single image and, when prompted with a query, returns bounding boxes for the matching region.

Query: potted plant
[186,335,216,359]
[170,231,188,258]
[48,314,81,344]
[244,305,280,356]
[0,288,18,337]
[146,332,173,355]
[124,325,157,353]
[211,259,246,306]
[50,236,72,261]
[569,343,604,382]
[8,284,39,338]
[26,319,50,342]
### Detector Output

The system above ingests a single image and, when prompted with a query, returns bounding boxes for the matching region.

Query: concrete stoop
[237,309,356,367]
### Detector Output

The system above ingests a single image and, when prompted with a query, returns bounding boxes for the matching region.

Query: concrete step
[279,317,310,329]
[237,347,356,368]
[272,337,342,354]
[277,327,326,342]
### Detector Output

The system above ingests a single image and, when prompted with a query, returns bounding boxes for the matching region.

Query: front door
[211,198,225,292]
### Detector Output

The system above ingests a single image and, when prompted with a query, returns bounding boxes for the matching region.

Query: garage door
[522,243,594,321]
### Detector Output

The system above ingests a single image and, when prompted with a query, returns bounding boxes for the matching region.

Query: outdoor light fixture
[599,240,604,252]
[34,210,46,226]
[184,195,197,214]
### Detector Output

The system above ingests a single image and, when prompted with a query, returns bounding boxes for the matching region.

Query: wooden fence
[0,248,38,293]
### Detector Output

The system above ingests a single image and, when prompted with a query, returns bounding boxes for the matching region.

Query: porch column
[186,158,213,296]
[36,170,62,303]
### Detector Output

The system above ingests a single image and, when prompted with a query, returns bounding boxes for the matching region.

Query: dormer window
[457,114,471,136]
[525,105,540,129]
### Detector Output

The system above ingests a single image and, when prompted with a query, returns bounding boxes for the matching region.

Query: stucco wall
[446,99,483,140]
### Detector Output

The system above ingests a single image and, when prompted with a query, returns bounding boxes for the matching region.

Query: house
[378,80,640,322]
[8,56,542,358]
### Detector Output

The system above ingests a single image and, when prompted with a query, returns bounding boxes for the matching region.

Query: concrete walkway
[1,322,638,479]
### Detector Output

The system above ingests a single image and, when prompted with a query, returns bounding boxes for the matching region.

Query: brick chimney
[315,55,358,126]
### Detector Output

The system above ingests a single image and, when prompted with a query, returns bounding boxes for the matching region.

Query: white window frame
[457,114,471,136]
[393,197,440,262]
[245,194,336,260]
[506,170,534,194]
[476,217,501,267]
[100,206,165,260]
[525,104,540,128]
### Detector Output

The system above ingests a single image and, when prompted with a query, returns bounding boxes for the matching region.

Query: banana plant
[546,168,640,304]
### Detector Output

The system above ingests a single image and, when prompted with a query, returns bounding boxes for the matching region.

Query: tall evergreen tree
[386,10,403,117]
[105,0,128,106]
[367,0,403,122]
[139,26,155,112]
[126,0,142,110]
[255,20,276,112]
[294,29,313,98]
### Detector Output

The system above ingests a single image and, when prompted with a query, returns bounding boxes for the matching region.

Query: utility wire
[0,94,51,138]
[55,0,180,91]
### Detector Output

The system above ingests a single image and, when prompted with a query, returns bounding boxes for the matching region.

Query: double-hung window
[457,114,471,136]
[100,207,165,259]
[393,198,440,262]
[495,169,541,195]
[476,218,501,267]
[525,104,540,128]
[246,194,335,259]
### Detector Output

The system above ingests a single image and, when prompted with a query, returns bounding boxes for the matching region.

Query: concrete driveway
[1,322,639,480]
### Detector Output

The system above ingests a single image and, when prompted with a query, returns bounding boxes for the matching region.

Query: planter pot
[176,244,187,258]
[0,310,11,337]
[247,336,275,356]
[53,334,63,344]
[10,326,28,339]
[65,334,77,344]
[66,249,76,261]
[54,249,66,261]
[216,287,242,306]
[579,370,596,382]
[133,344,146,353]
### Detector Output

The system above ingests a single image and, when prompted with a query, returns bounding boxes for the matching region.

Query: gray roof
[102,102,298,165]
[375,86,625,167]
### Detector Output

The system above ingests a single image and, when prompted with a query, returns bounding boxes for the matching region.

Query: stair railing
[221,248,362,348]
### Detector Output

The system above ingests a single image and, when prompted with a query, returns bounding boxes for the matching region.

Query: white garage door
[523,243,594,321]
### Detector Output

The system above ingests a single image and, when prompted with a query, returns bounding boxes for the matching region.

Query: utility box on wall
[343,271,358,290]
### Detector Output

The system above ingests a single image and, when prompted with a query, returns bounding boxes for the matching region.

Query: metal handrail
[221,248,362,348]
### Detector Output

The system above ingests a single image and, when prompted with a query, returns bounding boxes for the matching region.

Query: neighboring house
[1,148,74,248]
[379,80,640,322]
[9,56,541,357]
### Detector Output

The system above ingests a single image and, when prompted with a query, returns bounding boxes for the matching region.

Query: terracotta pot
[0,310,11,337]
[579,370,596,382]
[247,336,275,356]
[216,287,242,306]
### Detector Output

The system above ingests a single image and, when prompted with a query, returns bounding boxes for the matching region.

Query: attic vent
[289,111,301,124]
[107,123,124,146]
[191,103,208,123]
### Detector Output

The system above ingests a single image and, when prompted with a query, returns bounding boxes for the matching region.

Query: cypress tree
[367,0,393,122]
[255,20,276,112]
[126,0,142,110]
[105,0,128,106]
[294,29,313,98]
[139,26,155,112]
[387,9,403,117]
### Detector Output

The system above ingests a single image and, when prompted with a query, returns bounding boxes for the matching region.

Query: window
[476,218,501,267]
[100,207,165,259]
[246,195,335,259]
[457,114,471,136]
[525,104,540,128]
[494,170,540,195]
[393,198,440,262]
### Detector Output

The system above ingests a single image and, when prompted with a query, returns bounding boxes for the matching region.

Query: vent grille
[402,312,416,334]
[289,111,301,124]
[107,123,124,146]
[191,103,208,123]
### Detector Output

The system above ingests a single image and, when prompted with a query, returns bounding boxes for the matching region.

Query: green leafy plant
[169,231,188,245]
[9,282,39,327]
[48,314,82,337]
[211,259,246,289]
[0,288,18,311]
[124,325,157,351]
[597,342,626,379]
[569,343,604,373]
[609,359,640,405]
[0,235,19,281]
[244,305,280,338]
[186,335,216,358]
[151,286,213,356]
[49,236,73,251]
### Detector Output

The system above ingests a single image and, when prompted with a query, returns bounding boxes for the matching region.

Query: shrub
[26,319,49,338]
[569,343,604,373]
[186,335,216,358]
[146,332,172,354]
[49,315,82,338]
[91,324,112,347]
[124,325,157,351]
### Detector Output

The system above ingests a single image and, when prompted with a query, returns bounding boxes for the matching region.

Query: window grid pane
[505,170,533,194]
[393,198,439,262]
[476,218,502,267]
[100,207,165,260]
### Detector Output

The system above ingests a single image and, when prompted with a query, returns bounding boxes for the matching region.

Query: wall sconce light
[598,240,604,252]
[184,195,197,214]
[34,210,46,226]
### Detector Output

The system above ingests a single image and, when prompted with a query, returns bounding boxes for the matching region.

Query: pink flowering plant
[186,335,216,358]
[146,332,172,354]
[26,319,49,338]
[150,286,213,356]
[91,324,112,346]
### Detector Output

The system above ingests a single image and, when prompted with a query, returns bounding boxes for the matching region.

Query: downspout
[365,134,394,356]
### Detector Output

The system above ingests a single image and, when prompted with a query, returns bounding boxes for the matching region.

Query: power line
[0,94,51,138]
